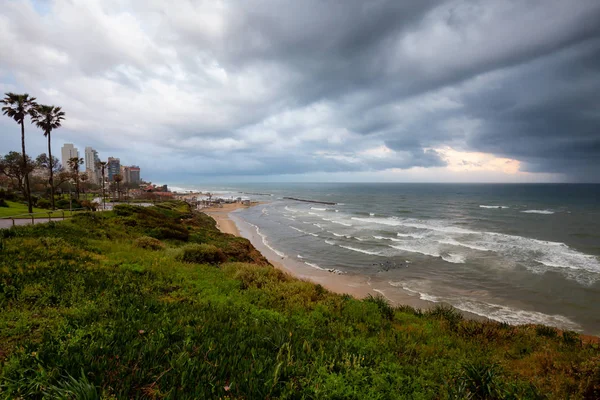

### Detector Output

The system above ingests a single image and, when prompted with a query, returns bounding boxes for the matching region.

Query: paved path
[0,217,68,229]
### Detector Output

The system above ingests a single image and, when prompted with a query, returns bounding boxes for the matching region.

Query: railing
[0,208,88,227]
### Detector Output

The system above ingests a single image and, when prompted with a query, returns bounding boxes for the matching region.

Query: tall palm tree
[67,157,84,199]
[1,93,38,213]
[97,161,107,209]
[79,173,88,197]
[31,105,65,210]
[113,174,123,201]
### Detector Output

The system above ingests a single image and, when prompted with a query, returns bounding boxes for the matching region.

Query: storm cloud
[1,0,599,182]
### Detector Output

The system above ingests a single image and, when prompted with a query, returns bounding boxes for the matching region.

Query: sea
[184,183,600,334]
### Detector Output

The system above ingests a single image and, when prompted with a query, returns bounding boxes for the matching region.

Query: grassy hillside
[0,201,598,399]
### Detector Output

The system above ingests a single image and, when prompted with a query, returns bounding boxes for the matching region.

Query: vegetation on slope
[0,201,598,399]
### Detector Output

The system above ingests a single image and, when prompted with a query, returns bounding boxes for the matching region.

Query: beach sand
[202,203,247,236]
[202,204,435,309]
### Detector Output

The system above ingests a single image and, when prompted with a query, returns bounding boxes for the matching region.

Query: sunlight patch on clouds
[435,146,521,174]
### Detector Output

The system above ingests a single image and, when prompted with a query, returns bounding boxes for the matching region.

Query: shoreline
[203,203,441,311]
[201,203,600,339]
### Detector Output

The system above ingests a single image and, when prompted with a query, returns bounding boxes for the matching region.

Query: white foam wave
[308,212,318,216]
[311,207,327,211]
[313,223,323,229]
[332,220,352,227]
[247,222,286,258]
[441,253,466,264]
[297,255,304,259]
[369,213,375,216]
[438,238,491,252]
[389,245,440,258]
[353,237,365,241]
[480,205,509,209]
[339,245,382,256]
[284,206,297,213]
[290,226,318,237]
[396,232,425,239]
[351,217,477,234]
[522,209,555,215]
[325,239,335,246]
[305,262,326,271]
[391,282,580,330]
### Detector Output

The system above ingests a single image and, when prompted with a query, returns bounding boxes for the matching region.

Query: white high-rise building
[61,143,79,170]
[84,146,99,184]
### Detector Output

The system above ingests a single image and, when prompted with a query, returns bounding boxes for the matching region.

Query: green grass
[0,201,83,218]
[0,201,598,399]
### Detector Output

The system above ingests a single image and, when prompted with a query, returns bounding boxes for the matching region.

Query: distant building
[84,147,99,184]
[107,157,120,182]
[120,165,130,183]
[120,165,141,185]
[61,143,79,170]
[129,166,141,184]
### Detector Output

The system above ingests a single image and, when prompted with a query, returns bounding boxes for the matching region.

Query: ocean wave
[332,220,352,227]
[389,244,440,258]
[313,223,323,229]
[479,205,510,209]
[290,226,318,237]
[339,245,382,256]
[247,222,286,258]
[297,255,304,259]
[284,206,297,213]
[311,207,328,211]
[325,239,336,245]
[391,282,580,330]
[438,238,491,252]
[308,212,319,216]
[441,253,466,264]
[522,209,555,214]
[369,213,375,216]
[351,217,477,234]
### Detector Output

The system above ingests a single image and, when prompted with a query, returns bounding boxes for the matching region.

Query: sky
[1,0,599,184]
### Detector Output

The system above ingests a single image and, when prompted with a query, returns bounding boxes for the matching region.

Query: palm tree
[67,157,84,199]
[97,161,107,209]
[1,93,38,213]
[79,173,88,197]
[113,174,123,201]
[31,105,65,210]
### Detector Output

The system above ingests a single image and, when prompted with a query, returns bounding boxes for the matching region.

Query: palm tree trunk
[47,131,55,210]
[21,121,32,213]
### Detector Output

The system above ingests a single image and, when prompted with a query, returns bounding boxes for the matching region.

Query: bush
[364,294,395,321]
[56,198,82,210]
[178,243,227,265]
[0,189,17,201]
[36,198,51,209]
[149,226,189,242]
[133,236,165,251]
[0,199,8,208]
[80,200,98,211]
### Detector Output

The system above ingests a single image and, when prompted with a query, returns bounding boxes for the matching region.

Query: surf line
[283,197,337,205]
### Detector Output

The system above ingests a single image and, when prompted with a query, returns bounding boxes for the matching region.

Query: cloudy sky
[1,0,599,184]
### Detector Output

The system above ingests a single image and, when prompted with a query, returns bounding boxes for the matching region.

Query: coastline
[202,203,437,310]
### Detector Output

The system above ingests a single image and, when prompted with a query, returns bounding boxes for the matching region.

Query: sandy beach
[201,203,246,236]
[202,204,436,309]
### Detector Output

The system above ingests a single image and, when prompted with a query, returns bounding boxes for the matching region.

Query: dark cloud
[1,0,600,182]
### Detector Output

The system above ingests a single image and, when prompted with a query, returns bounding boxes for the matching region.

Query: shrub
[364,294,395,321]
[149,227,189,242]
[80,200,97,211]
[178,243,227,265]
[0,198,8,208]
[133,236,165,251]
[0,189,17,200]
[535,325,558,338]
[56,198,82,210]
[36,198,51,209]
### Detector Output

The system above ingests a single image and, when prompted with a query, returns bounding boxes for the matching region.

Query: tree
[1,93,38,213]
[113,174,123,201]
[67,157,84,199]
[97,161,107,209]
[0,152,34,199]
[31,105,65,210]
[80,173,89,196]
